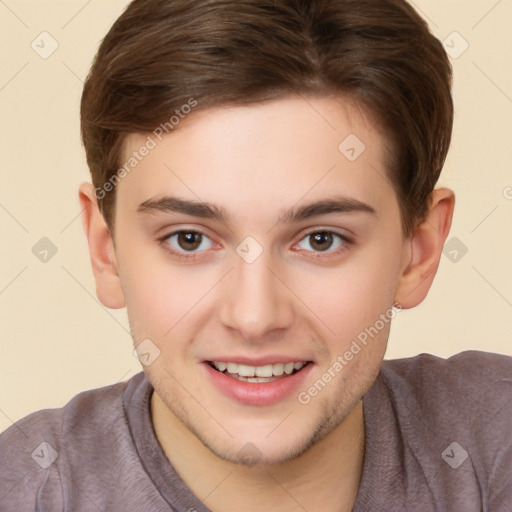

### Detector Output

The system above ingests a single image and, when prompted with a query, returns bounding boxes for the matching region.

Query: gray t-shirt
[1,350,511,511]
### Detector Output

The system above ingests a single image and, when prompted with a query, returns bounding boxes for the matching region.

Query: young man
[1,0,511,510]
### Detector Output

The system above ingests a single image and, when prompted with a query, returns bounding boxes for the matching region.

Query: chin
[196,405,347,467]
[202,433,315,467]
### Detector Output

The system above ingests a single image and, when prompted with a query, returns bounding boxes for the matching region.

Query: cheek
[292,253,399,346]
[119,250,216,340]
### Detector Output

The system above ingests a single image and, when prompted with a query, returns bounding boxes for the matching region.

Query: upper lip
[204,356,313,366]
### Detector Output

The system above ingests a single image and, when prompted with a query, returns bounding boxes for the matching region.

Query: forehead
[116,96,396,226]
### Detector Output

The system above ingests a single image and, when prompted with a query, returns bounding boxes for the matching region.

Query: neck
[152,395,365,512]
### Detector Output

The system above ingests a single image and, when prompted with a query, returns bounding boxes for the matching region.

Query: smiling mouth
[207,361,312,383]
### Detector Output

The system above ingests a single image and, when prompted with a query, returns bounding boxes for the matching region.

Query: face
[112,96,408,465]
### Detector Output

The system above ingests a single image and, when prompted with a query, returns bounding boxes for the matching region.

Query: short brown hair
[81,0,453,234]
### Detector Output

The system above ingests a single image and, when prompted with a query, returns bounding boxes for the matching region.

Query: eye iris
[178,232,202,251]
[310,232,333,251]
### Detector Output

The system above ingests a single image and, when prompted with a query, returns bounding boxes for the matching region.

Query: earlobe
[79,183,126,309]
[394,188,455,309]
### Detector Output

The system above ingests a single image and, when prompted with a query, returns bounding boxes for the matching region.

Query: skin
[80,96,454,512]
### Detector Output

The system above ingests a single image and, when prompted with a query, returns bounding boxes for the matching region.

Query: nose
[218,251,295,342]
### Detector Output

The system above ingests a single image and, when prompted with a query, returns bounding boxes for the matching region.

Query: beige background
[1,0,511,431]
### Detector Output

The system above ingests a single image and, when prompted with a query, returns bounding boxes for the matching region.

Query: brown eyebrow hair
[137,195,376,225]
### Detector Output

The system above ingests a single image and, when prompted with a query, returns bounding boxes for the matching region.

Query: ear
[394,188,455,309]
[79,183,125,309]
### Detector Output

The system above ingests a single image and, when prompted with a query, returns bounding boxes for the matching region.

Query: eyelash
[158,229,353,261]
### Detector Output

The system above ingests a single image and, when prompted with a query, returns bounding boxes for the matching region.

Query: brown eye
[297,231,347,253]
[309,232,334,251]
[177,231,203,251]
[165,230,213,253]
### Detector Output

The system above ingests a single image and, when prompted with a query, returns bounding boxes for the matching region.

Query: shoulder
[378,350,512,437]
[377,350,512,506]
[0,373,146,510]
[1,375,134,445]
[380,349,512,408]
[382,348,512,376]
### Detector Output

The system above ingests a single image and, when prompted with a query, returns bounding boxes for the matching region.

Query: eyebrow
[137,195,376,224]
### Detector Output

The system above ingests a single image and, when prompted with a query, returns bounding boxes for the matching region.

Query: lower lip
[203,362,314,406]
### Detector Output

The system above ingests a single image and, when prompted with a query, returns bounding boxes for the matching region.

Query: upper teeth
[212,361,306,377]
